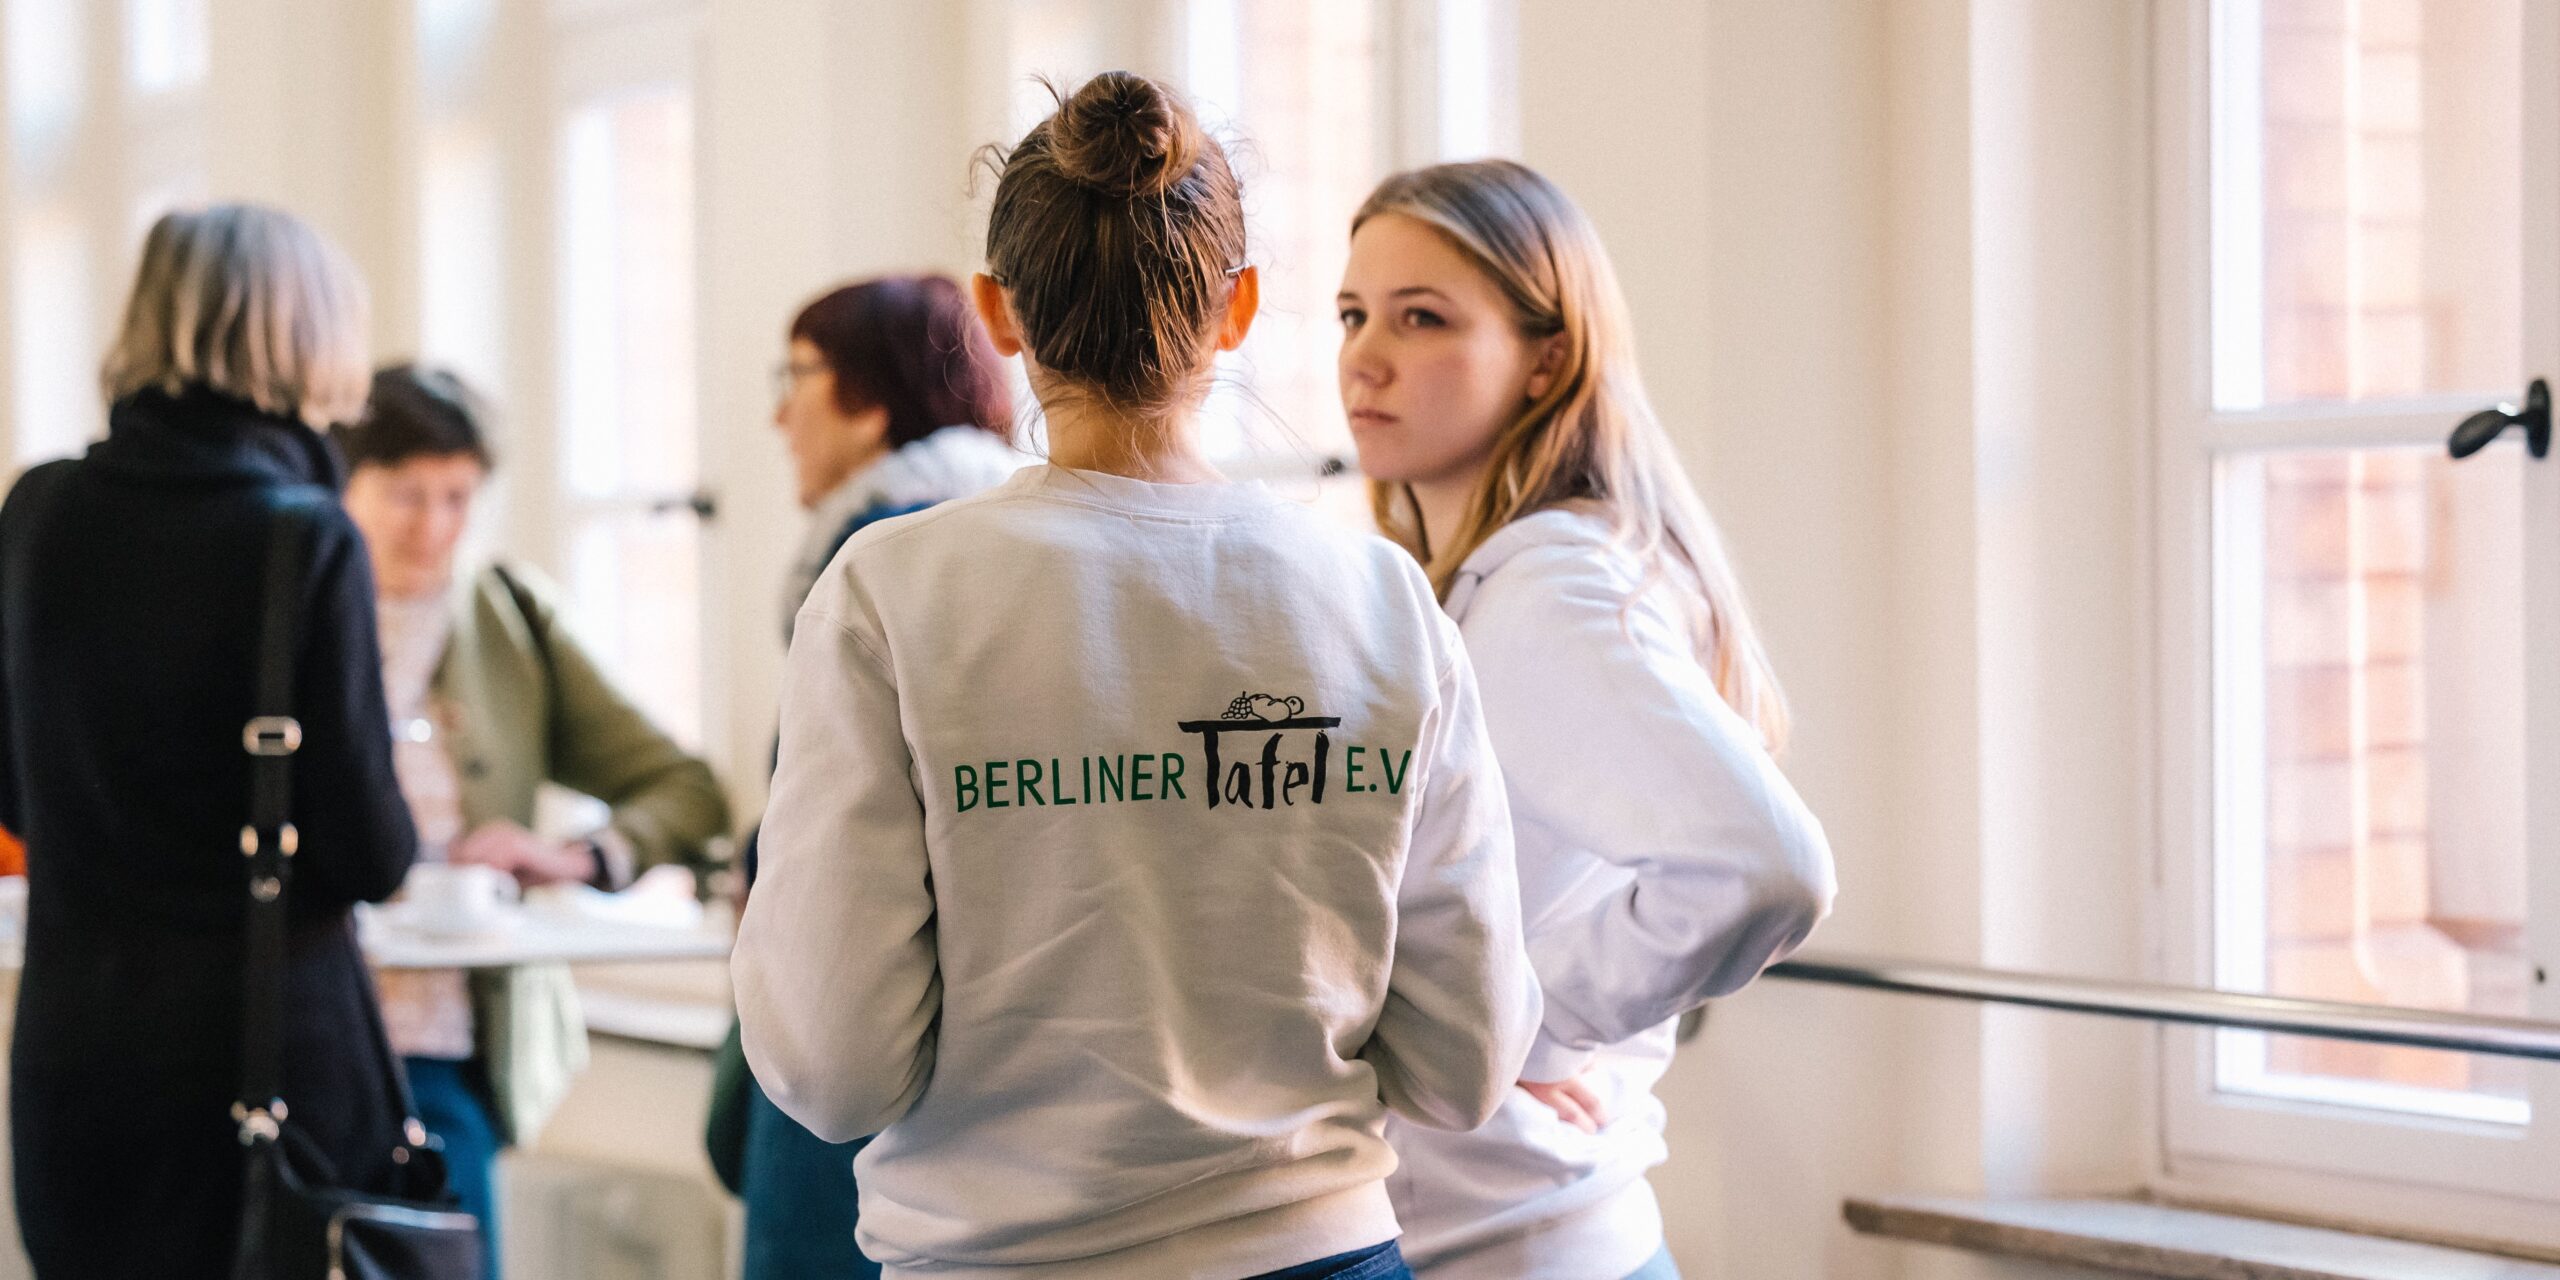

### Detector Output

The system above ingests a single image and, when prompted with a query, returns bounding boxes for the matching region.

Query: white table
[359,908,733,970]
[0,910,731,972]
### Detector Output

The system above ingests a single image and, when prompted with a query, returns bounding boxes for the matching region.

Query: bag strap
[236,491,444,1169]
[235,488,325,1143]
[487,561,554,675]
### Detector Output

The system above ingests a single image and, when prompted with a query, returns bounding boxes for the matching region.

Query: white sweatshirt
[780,425,1031,633]
[734,465,1541,1280]
[1386,507,1837,1280]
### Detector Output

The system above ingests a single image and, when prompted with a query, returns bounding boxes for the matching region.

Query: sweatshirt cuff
[1519,1028,1599,1084]
[586,826,638,891]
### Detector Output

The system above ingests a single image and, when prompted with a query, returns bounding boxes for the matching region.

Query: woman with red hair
[734,273,1022,1280]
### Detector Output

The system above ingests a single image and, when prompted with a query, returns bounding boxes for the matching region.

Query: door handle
[2449,378,2549,459]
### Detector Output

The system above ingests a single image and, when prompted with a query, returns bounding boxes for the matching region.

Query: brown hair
[981,71,1246,419]
[1357,161,1792,753]
[334,364,496,472]
[790,275,1014,448]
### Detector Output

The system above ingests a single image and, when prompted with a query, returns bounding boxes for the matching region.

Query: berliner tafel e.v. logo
[950,692,1414,814]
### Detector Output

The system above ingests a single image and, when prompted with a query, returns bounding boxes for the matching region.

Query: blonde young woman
[1336,160,1838,1280]
[734,72,1538,1280]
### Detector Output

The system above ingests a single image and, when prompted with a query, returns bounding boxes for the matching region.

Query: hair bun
[1050,71,1202,198]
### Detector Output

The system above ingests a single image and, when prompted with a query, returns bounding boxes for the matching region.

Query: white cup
[401,863,519,936]
[0,875,24,944]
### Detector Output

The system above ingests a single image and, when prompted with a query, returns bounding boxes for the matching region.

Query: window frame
[540,3,710,753]
[2149,0,2560,1244]
[1000,0,1509,480]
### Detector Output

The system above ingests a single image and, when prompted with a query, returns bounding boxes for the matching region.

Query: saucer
[375,902,522,941]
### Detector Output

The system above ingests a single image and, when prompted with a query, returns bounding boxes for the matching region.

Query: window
[417,119,505,395]
[408,0,715,816]
[556,81,702,749]
[2157,0,2560,1238]
[4,0,210,466]
[8,204,92,465]
[1004,0,1494,478]
[1186,0,1380,468]
[124,0,208,97]
[5,0,85,173]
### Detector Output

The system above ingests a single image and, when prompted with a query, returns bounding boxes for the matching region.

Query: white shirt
[373,591,473,1061]
[1386,507,1837,1280]
[735,465,1541,1280]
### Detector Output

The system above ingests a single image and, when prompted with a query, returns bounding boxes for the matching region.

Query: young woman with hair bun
[733,72,1540,1280]
[1338,160,1839,1279]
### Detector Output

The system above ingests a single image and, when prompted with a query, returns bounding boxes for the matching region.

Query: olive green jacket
[433,563,731,1144]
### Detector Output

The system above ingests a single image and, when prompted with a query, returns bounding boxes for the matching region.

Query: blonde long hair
[1357,160,1790,752]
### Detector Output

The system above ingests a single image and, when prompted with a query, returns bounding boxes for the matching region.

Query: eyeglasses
[770,358,829,403]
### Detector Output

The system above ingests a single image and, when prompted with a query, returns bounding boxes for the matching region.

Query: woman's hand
[1519,1072,1608,1133]
[450,820,595,887]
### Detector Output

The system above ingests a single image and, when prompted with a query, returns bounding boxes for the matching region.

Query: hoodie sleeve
[732,576,939,1143]
[1359,624,1542,1130]
[1462,541,1835,1081]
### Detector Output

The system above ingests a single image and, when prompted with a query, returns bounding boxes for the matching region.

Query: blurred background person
[714,273,1019,1280]
[767,276,1024,636]
[0,205,420,1277]
[335,363,733,1279]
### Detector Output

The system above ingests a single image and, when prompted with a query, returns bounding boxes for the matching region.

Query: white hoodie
[735,465,1542,1279]
[1386,507,1837,1280]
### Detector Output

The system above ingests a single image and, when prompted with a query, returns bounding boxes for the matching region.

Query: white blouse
[371,591,474,1062]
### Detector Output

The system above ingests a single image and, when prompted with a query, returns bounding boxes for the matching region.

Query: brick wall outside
[2251,0,2528,1101]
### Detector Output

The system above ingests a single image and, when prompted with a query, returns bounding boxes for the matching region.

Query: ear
[1523,332,1568,401]
[1215,265,1261,353]
[849,401,893,448]
[972,273,1025,357]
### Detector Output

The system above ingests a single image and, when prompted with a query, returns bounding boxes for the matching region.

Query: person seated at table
[335,364,733,1279]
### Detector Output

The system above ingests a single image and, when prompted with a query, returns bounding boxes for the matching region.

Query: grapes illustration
[1221,692,1307,722]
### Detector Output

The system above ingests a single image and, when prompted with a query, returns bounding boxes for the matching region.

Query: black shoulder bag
[230,490,486,1280]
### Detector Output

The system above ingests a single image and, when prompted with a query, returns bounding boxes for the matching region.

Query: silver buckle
[243,716,302,756]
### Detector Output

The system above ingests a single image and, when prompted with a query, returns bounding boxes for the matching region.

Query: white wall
[1519,1,2158,1276]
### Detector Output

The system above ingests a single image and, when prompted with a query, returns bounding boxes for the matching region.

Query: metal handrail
[1762,951,2560,1062]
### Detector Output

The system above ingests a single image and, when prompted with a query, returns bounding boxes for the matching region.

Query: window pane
[568,511,701,751]
[560,87,696,500]
[1188,0,1376,464]
[10,205,95,464]
[558,85,699,744]
[6,0,86,175]
[420,121,504,389]
[2215,444,2530,1122]
[2213,0,2522,409]
[125,0,207,95]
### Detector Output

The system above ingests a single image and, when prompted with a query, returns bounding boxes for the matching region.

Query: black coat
[1,389,420,1278]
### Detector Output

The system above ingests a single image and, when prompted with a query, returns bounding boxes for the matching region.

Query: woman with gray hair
[0,205,424,1276]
